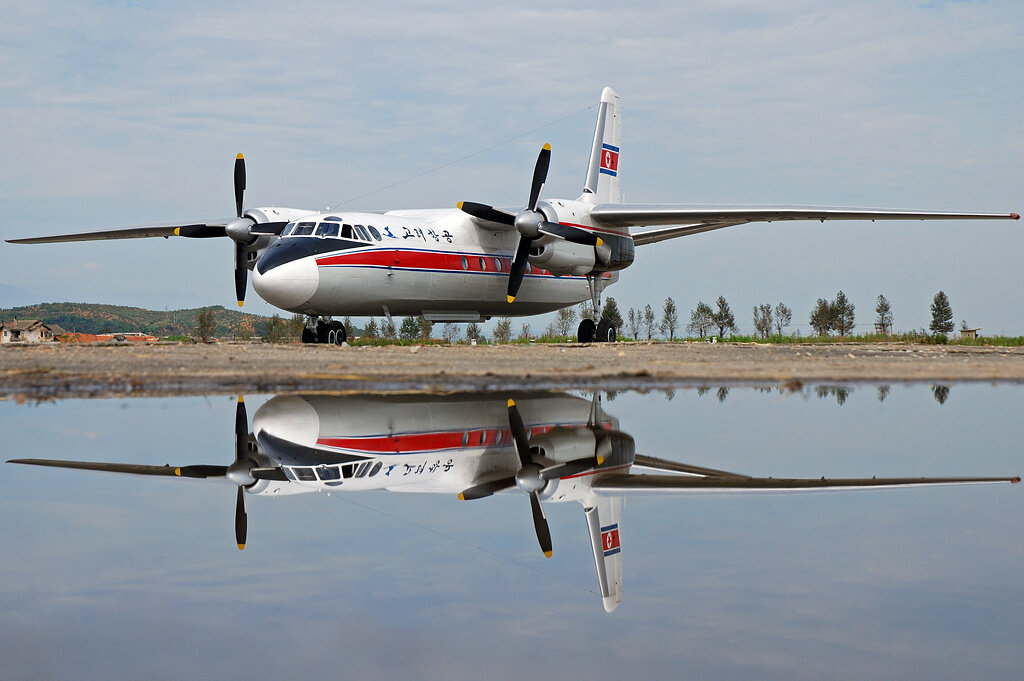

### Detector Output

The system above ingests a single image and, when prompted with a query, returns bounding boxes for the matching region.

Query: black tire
[596,319,617,343]
[330,320,347,345]
[577,318,596,343]
[301,327,315,344]
[316,320,329,344]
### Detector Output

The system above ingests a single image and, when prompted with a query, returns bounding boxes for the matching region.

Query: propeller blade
[506,235,533,303]
[507,399,532,468]
[458,201,516,226]
[176,225,228,239]
[234,241,248,307]
[540,456,601,481]
[233,153,246,218]
[537,221,600,246]
[235,396,249,463]
[457,476,517,501]
[175,464,229,478]
[527,144,551,211]
[235,485,247,550]
[529,491,553,557]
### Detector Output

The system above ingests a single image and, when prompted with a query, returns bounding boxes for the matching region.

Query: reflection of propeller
[8,395,286,550]
[458,145,602,303]
[458,398,603,558]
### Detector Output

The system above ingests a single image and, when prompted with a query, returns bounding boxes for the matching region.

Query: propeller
[457,398,603,558]
[457,144,605,302]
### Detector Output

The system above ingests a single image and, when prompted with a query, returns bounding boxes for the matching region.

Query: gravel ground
[2,341,1023,398]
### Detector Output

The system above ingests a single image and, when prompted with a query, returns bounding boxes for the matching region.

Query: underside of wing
[588,204,1021,246]
[591,472,1020,494]
[5,221,228,244]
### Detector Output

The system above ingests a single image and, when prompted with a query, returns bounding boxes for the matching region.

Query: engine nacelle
[529,239,596,276]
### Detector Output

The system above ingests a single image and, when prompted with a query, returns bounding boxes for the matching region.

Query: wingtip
[1011,477,1020,484]
[1011,213,1020,220]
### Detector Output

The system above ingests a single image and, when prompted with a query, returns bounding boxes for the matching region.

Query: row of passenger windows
[460,255,505,273]
[285,460,383,484]
[282,220,382,243]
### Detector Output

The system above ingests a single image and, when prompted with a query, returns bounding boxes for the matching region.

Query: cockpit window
[316,222,339,238]
[292,221,316,236]
[341,224,353,239]
[291,467,317,481]
[316,464,341,480]
[281,222,296,236]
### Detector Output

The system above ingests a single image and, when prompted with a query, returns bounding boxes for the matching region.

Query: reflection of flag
[599,143,619,176]
[601,524,621,556]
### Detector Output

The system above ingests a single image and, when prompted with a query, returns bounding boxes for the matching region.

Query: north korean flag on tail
[599,143,619,177]
[601,523,621,556]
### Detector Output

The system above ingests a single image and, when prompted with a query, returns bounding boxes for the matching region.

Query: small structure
[960,327,981,340]
[0,319,60,343]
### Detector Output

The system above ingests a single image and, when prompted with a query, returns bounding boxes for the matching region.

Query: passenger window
[367,225,382,241]
[341,224,353,239]
[354,225,371,241]
[479,257,486,271]
[293,222,316,236]
[494,258,501,272]
[461,256,468,270]
[316,223,339,238]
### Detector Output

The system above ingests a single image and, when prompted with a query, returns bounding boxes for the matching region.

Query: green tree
[874,295,893,335]
[712,296,737,338]
[774,303,792,336]
[417,316,433,341]
[441,322,459,343]
[626,307,641,341]
[287,314,305,340]
[809,298,833,336]
[342,316,353,337]
[752,303,773,339]
[399,316,419,340]
[831,290,855,336]
[643,304,655,341]
[517,323,532,341]
[601,297,623,329]
[381,318,397,339]
[555,306,576,337]
[465,322,481,341]
[263,314,286,343]
[687,301,714,338]
[363,317,379,339]
[193,307,216,342]
[930,291,954,335]
[493,317,512,343]
[660,297,678,340]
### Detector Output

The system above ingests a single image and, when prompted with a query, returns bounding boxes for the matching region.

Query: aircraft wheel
[596,319,617,343]
[577,318,596,343]
[316,320,329,344]
[330,320,346,345]
[301,327,315,344]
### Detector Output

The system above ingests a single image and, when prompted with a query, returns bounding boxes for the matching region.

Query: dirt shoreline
[2,341,1023,399]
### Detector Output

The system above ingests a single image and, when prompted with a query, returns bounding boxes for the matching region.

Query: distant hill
[0,302,271,338]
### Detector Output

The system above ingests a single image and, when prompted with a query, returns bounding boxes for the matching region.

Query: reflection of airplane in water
[9,392,1019,612]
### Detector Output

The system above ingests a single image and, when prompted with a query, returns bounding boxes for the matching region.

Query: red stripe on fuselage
[315,247,616,278]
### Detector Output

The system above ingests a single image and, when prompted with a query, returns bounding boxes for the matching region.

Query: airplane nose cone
[252,254,319,310]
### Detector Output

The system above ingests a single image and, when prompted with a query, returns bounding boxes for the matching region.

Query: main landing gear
[576,274,617,343]
[301,316,347,345]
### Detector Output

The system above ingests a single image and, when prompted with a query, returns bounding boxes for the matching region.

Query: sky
[1,0,1021,334]
[2,385,1022,680]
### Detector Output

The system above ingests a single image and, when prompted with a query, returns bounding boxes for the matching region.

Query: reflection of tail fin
[584,496,623,612]
[581,87,622,204]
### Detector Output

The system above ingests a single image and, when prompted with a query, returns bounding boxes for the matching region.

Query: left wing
[587,204,1021,246]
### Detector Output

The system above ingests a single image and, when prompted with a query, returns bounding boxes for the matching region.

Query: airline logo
[599,143,619,177]
[601,523,621,556]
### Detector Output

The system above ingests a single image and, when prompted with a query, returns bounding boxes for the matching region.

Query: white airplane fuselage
[250,201,628,320]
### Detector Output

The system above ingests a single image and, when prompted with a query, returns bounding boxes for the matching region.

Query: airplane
[8,391,1019,612]
[6,87,1020,344]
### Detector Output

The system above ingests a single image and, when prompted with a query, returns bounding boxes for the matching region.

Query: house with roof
[0,319,64,343]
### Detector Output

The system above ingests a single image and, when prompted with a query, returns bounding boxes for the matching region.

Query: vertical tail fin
[581,87,622,204]
[584,496,623,612]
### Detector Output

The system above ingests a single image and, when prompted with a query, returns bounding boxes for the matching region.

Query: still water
[1,384,1021,680]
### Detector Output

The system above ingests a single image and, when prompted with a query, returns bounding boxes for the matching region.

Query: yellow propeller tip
[174,467,181,476]
[597,456,605,466]
[237,301,244,307]
[507,398,516,408]
[173,227,181,236]
[237,544,245,550]
[507,295,515,303]
[596,237,603,246]
[544,550,553,558]
[457,201,464,209]
[542,143,551,151]
[236,153,244,160]
[458,493,466,501]
[237,396,244,404]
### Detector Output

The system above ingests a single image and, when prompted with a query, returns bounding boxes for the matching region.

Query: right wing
[587,204,1021,246]
[5,221,229,244]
